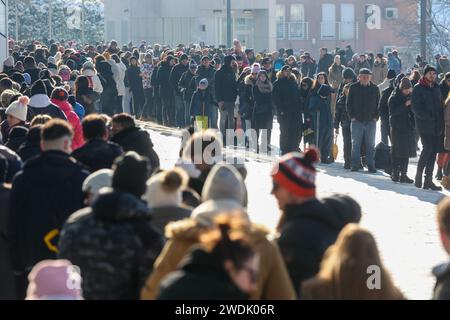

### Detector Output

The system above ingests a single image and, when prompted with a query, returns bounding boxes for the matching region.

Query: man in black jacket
[179,61,198,126]
[411,65,444,190]
[193,56,217,128]
[215,55,238,145]
[157,55,176,127]
[317,48,334,74]
[334,68,357,169]
[72,114,123,173]
[346,68,380,173]
[8,119,89,298]
[170,54,189,127]
[110,113,160,173]
[272,66,301,155]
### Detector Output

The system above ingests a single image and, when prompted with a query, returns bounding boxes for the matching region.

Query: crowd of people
[0,38,450,300]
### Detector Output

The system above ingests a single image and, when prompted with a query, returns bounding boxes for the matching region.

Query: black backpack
[375,142,392,173]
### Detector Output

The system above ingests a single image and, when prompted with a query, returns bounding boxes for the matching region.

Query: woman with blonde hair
[302,224,404,300]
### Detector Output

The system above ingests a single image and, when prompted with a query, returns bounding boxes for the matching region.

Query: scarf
[256,79,273,93]
[419,76,432,87]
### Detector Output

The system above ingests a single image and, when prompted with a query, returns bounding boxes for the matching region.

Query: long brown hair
[302,224,404,300]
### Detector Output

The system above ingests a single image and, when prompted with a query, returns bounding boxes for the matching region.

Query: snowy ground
[140,120,449,300]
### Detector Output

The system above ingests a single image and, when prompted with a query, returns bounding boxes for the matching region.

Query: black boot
[400,174,414,184]
[423,176,442,191]
[391,170,400,182]
[415,172,423,189]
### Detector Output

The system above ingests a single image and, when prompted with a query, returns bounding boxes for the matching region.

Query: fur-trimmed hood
[245,74,257,86]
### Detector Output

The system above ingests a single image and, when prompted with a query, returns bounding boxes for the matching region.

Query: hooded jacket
[27,94,68,121]
[51,98,84,150]
[8,151,89,274]
[58,190,165,300]
[214,56,238,103]
[277,195,362,298]
[71,138,123,173]
[81,68,104,94]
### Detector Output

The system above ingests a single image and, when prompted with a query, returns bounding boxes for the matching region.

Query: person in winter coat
[300,54,317,79]
[299,77,314,148]
[388,53,401,76]
[81,61,103,95]
[272,66,301,155]
[309,84,333,163]
[58,152,165,300]
[5,126,28,152]
[72,114,123,173]
[50,88,84,150]
[194,56,218,129]
[354,54,371,75]
[378,73,400,147]
[27,80,67,121]
[126,57,145,117]
[439,56,450,81]
[411,65,444,191]
[17,125,42,163]
[346,68,380,173]
[328,55,344,90]
[140,53,155,119]
[252,70,274,153]
[157,55,177,126]
[95,55,118,116]
[1,95,28,143]
[171,54,189,127]
[388,78,416,183]
[141,164,296,300]
[241,63,260,140]
[335,68,357,169]
[179,61,198,126]
[372,54,388,85]
[190,79,215,130]
[157,217,258,300]
[111,54,127,115]
[441,95,450,189]
[144,168,192,236]
[317,48,334,74]
[271,149,362,297]
[110,113,160,172]
[8,120,89,299]
[23,56,41,85]
[0,154,16,299]
[302,224,404,300]
[74,75,97,115]
[433,197,450,300]
[0,145,23,183]
[215,55,238,144]
[236,67,252,140]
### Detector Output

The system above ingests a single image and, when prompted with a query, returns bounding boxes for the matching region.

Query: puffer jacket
[51,98,84,150]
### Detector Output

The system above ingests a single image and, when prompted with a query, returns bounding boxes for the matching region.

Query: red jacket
[51,99,84,150]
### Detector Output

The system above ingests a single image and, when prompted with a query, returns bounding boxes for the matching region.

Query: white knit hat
[144,168,188,208]
[82,169,113,198]
[251,63,261,74]
[6,96,29,122]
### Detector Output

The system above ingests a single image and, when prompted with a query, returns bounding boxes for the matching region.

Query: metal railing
[321,21,359,40]
[288,21,309,40]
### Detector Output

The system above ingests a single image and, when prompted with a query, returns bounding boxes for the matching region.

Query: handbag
[332,134,339,160]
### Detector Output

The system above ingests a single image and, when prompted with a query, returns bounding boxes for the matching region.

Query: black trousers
[162,96,175,127]
[392,157,409,175]
[279,112,301,155]
[417,134,439,177]
[143,88,153,118]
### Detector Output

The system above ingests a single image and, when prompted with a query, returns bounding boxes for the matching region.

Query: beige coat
[140,218,296,300]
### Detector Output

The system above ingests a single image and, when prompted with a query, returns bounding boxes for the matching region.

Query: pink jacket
[51,99,84,150]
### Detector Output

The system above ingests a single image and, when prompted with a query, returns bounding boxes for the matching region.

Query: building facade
[276,0,418,55]
[103,0,277,52]
[0,0,7,62]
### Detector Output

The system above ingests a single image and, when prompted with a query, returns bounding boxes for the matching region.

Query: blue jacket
[190,88,215,119]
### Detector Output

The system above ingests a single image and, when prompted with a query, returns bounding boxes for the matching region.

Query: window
[340,3,355,40]
[276,5,285,40]
[289,4,306,40]
[0,0,6,37]
[321,4,336,40]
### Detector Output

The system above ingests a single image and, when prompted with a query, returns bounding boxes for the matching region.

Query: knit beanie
[144,168,188,207]
[112,151,150,198]
[387,69,397,79]
[342,67,356,80]
[26,260,83,300]
[399,78,412,91]
[1,89,18,108]
[199,78,208,88]
[271,148,320,197]
[82,169,113,199]
[189,61,198,70]
[51,87,69,101]
[31,80,48,96]
[6,96,29,122]
[424,64,437,76]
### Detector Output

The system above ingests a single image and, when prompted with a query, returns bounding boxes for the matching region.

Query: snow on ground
[141,120,449,300]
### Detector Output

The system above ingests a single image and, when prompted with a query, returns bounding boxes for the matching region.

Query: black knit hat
[423,64,436,76]
[180,54,189,61]
[342,67,356,80]
[112,151,150,197]
[51,87,69,101]
[387,69,397,79]
[31,79,47,96]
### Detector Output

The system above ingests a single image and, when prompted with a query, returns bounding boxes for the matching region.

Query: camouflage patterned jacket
[58,190,164,300]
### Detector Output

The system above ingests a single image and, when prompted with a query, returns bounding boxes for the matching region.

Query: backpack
[375,142,392,173]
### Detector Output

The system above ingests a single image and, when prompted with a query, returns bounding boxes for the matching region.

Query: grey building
[103,0,276,52]
[0,0,7,62]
